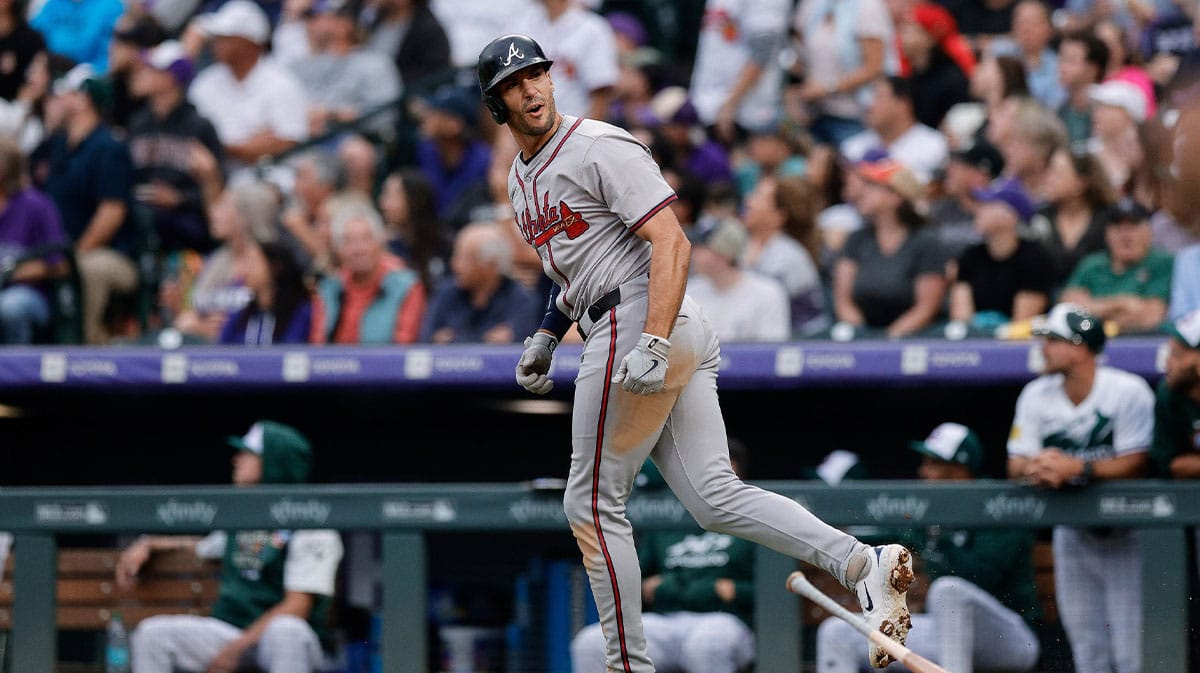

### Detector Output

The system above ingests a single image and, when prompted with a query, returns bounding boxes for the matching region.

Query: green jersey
[1149,380,1200,476]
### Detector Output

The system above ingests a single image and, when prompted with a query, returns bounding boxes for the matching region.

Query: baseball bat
[786,570,953,673]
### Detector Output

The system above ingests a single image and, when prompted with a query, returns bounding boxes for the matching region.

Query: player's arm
[1170,453,1200,478]
[115,535,206,590]
[633,207,689,339]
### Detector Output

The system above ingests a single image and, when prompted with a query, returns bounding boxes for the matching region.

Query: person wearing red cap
[898,2,973,129]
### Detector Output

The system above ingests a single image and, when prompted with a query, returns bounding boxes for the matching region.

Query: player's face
[1040,336,1085,373]
[917,456,973,481]
[498,65,557,137]
[232,452,262,486]
[1164,339,1200,393]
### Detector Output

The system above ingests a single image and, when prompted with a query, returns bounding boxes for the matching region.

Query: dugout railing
[0,481,1192,673]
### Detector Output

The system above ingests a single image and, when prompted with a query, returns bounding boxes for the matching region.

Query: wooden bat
[786,570,953,673]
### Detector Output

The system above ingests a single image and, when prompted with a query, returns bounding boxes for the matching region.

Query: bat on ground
[786,570,953,673]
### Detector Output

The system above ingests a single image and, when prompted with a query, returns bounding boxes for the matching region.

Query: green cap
[1167,309,1200,350]
[226,420,312,484]
[1031,302,1106,352]
[909,422,984,475]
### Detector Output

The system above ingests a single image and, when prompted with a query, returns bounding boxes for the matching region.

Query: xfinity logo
[983,495,1046,521]
[509,497,566,523]
[865,495,929,522]
[156,499,217,526]
[270,499,331,525]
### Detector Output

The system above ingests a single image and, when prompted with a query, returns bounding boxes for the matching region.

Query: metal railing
[1,481,1193,673]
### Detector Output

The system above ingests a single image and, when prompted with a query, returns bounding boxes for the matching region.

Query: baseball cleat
[855,544,914,668]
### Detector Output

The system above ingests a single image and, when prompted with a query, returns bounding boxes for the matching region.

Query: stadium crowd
[0,0,1198,346]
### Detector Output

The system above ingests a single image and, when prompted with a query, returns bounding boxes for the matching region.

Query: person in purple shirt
[0,139,68,344]
[219,241,313,345]
[414,85,491,230]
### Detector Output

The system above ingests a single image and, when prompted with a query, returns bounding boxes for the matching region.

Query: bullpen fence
[0,481,1192,673]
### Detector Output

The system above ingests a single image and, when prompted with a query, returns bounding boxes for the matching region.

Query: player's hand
[115,539,151,591]
[613,333,670,395]
[516,332,558,394]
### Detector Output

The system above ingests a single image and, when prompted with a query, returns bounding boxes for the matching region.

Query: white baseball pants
[130,614,322,673]
[563,293,866,673]
[1053,527,1142,673]
[571,612,755,673]
[816,575,1039,673]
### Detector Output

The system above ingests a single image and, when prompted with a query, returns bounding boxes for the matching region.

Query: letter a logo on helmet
[502,42,524,67]
[477,34,553,125]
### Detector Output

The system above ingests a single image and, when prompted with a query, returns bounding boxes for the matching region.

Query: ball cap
[1088,80,1148,123]
[951,140,1005,179]
[1167,309,1200,349]
[1032,302,1107,352]
[856,158,923,203]
[971,176,1035,223]
[142,40,195,86]
[1108,196,1152,224]
[910,422,984,474]
[199,0,270,45]
[689,216,748,264]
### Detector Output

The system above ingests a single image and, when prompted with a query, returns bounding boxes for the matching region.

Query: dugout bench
[0,482,1190,673]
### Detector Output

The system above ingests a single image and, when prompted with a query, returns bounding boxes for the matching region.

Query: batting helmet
[477,34,553,124]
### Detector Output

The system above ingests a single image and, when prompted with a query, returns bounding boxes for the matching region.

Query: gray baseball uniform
[510,115,867,673]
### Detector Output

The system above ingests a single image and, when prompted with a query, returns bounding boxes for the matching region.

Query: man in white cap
[1007,302,1153,673]
[188,0,308,173]
[1087,79,1148,189]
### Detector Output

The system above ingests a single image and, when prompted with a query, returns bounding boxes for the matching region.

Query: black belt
[588,287,622,323]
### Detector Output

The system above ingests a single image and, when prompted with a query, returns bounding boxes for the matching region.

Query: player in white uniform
[519,0,619,120]
[477,34,914,673]
[1007,303,1154,673]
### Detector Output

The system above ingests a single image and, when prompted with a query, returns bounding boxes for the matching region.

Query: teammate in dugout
[1007,302,1153,673]
[480,33,913,673]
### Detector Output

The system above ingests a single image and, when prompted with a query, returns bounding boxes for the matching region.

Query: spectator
[40,64,138,345]
[1150,310,1200,482]
[418,221,539,343]
[791,0,895,145]
[413,85,490,227]
[940,0,1016,40]
[732,123,805,198]
[1088,79,1149,190]
[648,87,733,188]
[947,52,1028,148]
[691,0,791,143]
[818,423,1041,673]
[1057,31,1110,145]
[0,138,68,344]
[805,144,860,258]
[219,241,312,345]
[290,0,401,139]
[336,134,379,201]
[362,0,451,87]
[127,40,225,255]
[476,131,544,292]
[121,420,344,673]
[0,0,44,102]
[841,76,949,184]
[378,168,445,292]
[1007,302,1153,673]
[311,206,426,344]
[993,96,1066,201]
[927,140,1004,257]
[1094,19,1157,119]
[189,0,309,172]
[899,2,973,129]
[522,0,618,121]
[107,14,169,131]
[1169,243,1200,319]
[0,50,48,154]
[792,0,897,145]
[949,177,1054,331]
[993,0,1066,111]
[1061,197,1173,332]
[429,0,537,68]
[686,216,790,342]
[30,0,123,73]
[1028,147,1114,288]
[833,158,947,337]
[280,149,340,274]
[607,47,668,131]
[742,175,825,335]
[571,439,757,673]
[170,180,278,342]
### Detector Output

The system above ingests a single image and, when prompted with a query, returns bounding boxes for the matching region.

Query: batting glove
[515,332,558,394]
[613,333,670,395]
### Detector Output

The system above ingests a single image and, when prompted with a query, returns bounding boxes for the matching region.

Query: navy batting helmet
[477,34,553,124]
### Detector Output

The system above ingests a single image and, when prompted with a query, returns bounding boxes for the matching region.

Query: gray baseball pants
[564,291,866,673]
[817,575,1039,673]
[572,611,755,673]
[130,614,322,673]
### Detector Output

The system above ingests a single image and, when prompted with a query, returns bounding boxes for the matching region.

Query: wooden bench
[0,548,221,631]
[800,541,1058,626]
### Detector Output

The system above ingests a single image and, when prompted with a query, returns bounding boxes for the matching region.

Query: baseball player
[1007,302,1154,673]
[478,33,913,673]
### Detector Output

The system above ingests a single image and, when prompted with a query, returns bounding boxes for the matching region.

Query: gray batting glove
[515,332,558,394]
[613,332,670,395]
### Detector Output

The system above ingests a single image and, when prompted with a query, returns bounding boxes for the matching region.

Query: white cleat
[855,544,914,668]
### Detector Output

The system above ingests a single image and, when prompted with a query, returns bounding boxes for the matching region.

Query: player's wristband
[539,285,572,340]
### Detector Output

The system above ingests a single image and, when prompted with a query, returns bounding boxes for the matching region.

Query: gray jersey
[508,115,676,320]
